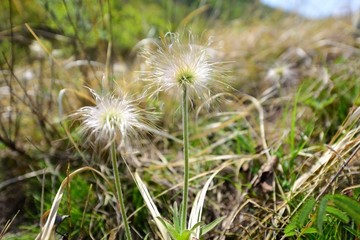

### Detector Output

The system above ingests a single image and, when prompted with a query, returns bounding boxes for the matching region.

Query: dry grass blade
[273,107,360,231]
[195,92,271,161]
[179,5,209,28]
[134,172,170,240]
[0,211,19,239]
[142,125,183,144]
[316,142,360,200]
[58,88,95,119]
[35,166,109,240]
[0,168,51,190]
[188,162,229,238]
[291,107,360,194]
[24,23,54,61]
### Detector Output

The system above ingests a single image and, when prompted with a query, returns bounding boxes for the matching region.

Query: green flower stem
[181,85,190,231]
[110,142,132,240]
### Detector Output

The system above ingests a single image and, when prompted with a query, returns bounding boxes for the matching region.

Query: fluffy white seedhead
[142,32,224,101]
[265,64,298,88]
[75,88,150,148]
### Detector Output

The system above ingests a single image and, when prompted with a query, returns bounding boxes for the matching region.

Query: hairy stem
[110,142,132,240]
[181,85,190,231]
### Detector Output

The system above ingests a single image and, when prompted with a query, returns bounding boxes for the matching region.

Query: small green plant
[157,209,225,240]
[135,167,226,240]
[284,194,360,239]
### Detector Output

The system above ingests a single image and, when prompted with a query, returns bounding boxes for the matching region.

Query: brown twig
[316,143,360,201]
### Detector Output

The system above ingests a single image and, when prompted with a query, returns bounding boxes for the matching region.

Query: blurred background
[1,0,360,239]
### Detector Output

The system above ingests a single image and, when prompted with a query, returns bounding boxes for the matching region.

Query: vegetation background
[1,0,360,239]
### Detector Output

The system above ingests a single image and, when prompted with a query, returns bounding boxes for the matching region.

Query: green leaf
[143,233,151,240]
[344,225,360,237]
[305,95,336,110]
[172,202,181,232]
[179,230,192,240]
[200,216,226,236]
[353,188,360,199]
[284,223,297,236]
[317,195,331,235]
[284,198,315,237]
[134,172,168,239]
[302,227,318,234]
[158,217,180,239]
[333,194,360,225]
[297,198,316,227]
[188,166,224,237]
[326,206,349,223]
[284,229,297,237]
[189,221,204,232]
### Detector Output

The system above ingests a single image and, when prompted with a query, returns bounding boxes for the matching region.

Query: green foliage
[154,201,224,240]
[2,232,37,240]
[60,177,102,238]
[38,0,169,52]
[200,216,226,237]
[316,195,330,235]
[0,0,262,60]
[284,194,360,239]
[332,195,360,225]
[38,175,107,238]
[204,0,262,20]
[0,0,47,28]
[301,72,360,141]
[325,206,350,224]
[235,132,256,154]
[158,214,222,240]
[156,202,196,240]
[0,0,194,59]
[109,1,169,51]
[284,197,316,237]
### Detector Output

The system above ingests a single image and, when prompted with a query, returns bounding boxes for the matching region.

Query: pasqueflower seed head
[265,64,298,88]
[75,88,150,148]
[142,32,224,101]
